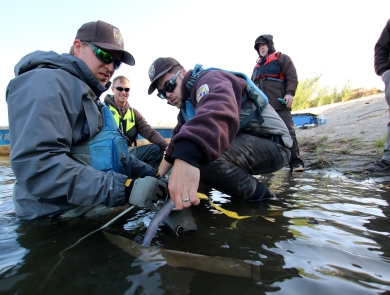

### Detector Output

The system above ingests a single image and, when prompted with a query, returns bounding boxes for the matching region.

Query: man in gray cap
[147,57,292,210]
[6,20,167,220]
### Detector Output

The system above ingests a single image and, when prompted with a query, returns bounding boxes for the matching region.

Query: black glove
[125,176,168,209]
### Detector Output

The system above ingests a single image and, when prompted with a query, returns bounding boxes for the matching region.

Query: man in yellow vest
[104,76,168,168]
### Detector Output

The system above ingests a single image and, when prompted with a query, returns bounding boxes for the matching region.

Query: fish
[142,198,176,247]
[103,205,262,280]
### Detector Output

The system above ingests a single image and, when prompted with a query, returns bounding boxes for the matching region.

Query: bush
[292,75,381,111]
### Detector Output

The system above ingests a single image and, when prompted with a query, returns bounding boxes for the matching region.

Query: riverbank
[0,146,9,156]
[294,93,390,181]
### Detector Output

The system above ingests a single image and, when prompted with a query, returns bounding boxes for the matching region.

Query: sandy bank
[293,93,389,181]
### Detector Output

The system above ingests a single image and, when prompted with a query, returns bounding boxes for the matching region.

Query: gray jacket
[6,51,154,219]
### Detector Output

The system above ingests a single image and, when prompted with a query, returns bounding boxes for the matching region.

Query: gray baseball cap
[75,20,135,66]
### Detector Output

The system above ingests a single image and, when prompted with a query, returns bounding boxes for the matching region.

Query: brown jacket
[251,53,298,111]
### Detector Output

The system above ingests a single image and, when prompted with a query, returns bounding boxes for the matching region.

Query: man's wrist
[172,140,203,168]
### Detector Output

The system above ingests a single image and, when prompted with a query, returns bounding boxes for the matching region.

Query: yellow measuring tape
[197,193,251,220]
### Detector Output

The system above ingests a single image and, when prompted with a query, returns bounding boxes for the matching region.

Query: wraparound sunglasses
[86,43,122,70]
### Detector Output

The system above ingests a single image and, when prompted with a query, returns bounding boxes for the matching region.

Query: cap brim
[93,42,135,66]
[147,66,173,94]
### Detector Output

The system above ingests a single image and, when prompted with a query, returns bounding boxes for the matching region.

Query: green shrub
[375,133,388,154]
[292,75,379,111]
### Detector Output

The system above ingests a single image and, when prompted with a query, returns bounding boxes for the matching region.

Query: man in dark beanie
[147,57,293,210]
[251,34,305,172]
[6,20,167,219]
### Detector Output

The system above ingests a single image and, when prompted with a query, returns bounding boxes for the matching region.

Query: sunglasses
[86,43,122,70]
[157,70,182,99]
[114,86,130,92]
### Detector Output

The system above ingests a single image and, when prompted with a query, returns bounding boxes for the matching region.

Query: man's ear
[180,69,187,77]
[73,39,83,56]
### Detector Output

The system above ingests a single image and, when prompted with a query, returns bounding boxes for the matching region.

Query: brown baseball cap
[75,20,135,66]
[148,57,181,94]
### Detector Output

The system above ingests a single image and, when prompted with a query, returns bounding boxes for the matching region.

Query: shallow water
[0,156,389,295]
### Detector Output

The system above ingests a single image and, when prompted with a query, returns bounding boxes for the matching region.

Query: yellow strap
[124,179,132,187]
[197,193,251,220]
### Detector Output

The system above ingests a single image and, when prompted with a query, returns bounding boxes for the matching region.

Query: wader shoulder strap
[180,101,196,122]
[185,64,268,128]
[69,98,102,164]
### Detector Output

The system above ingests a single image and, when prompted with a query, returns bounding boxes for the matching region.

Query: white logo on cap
[149,65,155,78]
[113,28,123,46]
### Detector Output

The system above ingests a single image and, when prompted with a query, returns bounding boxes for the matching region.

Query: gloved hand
[125,176,168,209]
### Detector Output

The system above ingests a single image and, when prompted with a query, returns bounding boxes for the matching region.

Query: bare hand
[284,94,294,107]
[168,159,200,210]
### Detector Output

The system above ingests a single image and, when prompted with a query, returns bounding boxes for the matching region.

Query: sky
[0,0,388,127]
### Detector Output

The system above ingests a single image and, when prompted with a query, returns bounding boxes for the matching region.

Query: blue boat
[137,126,173,146]
[291,113,326,129]
[0,127,10,155]
[0,126,174,155]
[137,126,173,141]
[0,127,10,146]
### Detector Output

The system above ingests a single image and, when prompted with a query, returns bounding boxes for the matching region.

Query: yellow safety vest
[108,105,137,144]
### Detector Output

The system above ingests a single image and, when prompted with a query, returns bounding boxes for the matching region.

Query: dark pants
[130,144,164,169]
[199,133,290,200]
[277,109,304,168]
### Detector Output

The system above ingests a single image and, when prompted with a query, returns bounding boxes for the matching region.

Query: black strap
[263,77,284,83]
[185,70,205,93]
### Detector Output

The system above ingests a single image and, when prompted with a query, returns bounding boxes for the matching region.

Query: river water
[0,155,389,295]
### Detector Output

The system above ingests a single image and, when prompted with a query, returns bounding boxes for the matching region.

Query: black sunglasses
[157,70,182,99]
[114,86,130,92]
[86,43,122,70]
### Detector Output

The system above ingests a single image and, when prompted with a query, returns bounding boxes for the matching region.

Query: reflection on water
[0,156,389,295]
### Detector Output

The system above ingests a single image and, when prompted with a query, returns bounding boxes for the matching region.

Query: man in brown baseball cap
[74,20,135,66]
[6,20,165,220]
